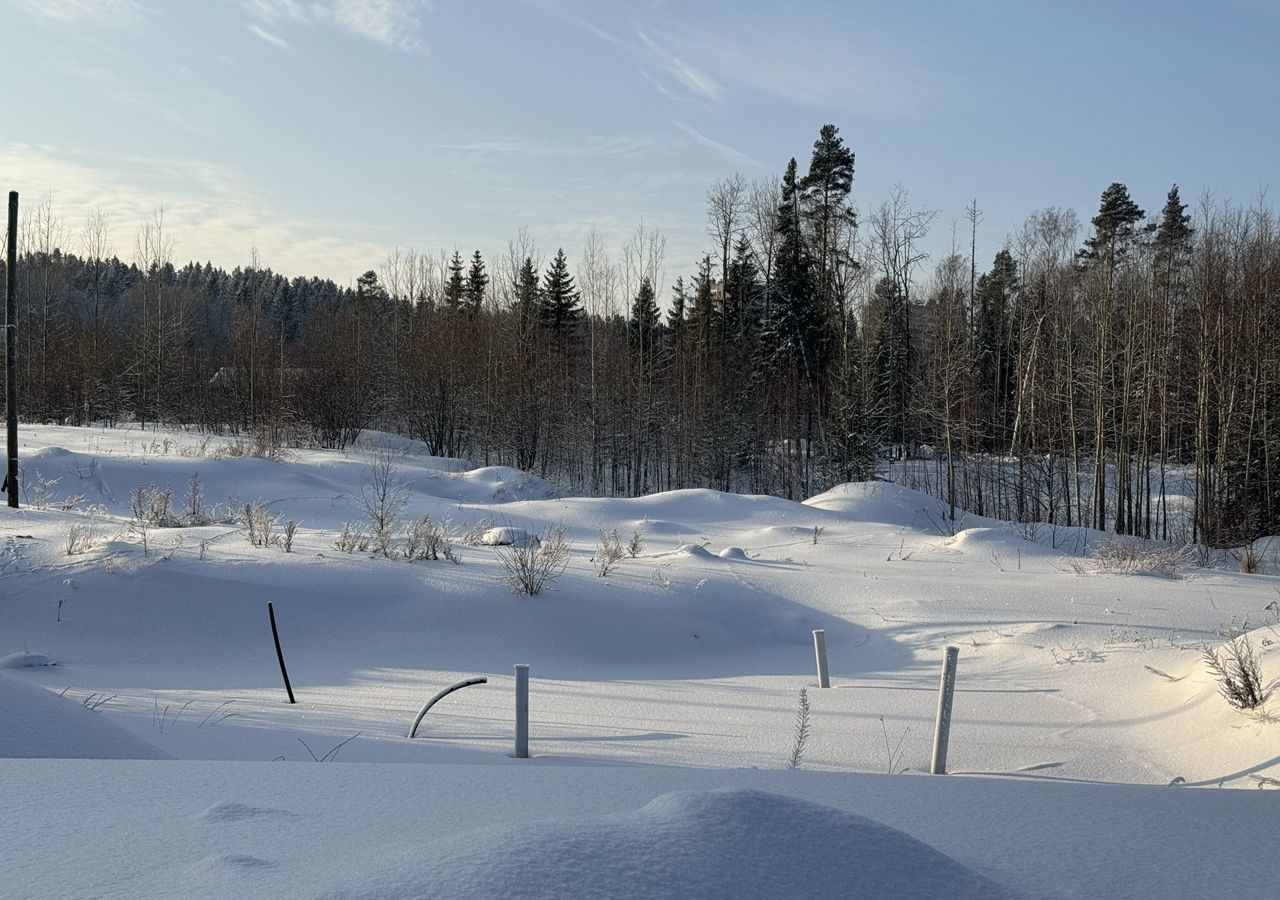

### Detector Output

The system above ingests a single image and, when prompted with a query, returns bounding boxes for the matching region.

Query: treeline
[3,125,1278,545]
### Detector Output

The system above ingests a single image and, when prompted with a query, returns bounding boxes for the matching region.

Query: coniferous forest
[5,124,1279,546]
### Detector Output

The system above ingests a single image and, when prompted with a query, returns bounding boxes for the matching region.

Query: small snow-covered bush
[130,483,179,527]
[498,527,570,596]
[241,501,280,548]
[183,473,208,525]
[1204,635,1266,711]
[627,530,645,558]
[1070,538,1194,578]
[333,522,370,554]
[593,529,624,577]
[460,519,493,547]
[404,515,458,563]
[65,521,99,556]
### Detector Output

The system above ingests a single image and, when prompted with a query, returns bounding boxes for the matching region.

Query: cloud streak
[11,0,140,25]
[247,23,291,48]
[671,121,760,167]
[242,0,434,53]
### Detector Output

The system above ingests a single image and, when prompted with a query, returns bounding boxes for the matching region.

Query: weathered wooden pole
[514,663,529,758]
[930,645,960,774]
[812,629,830,688]
[267,601,296,703]
[4,191,17,509]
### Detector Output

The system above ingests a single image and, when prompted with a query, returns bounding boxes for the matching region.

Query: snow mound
[0,651,55,668]
[672,543,716,560]
[0,672,170,760]
[451,467,561,503]
[478,526,538,547]
[325,788,1024,900]
[805,481,947,528]
[718,546,750,561]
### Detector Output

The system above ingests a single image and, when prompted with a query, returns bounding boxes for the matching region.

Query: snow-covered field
[3,425,1278,899]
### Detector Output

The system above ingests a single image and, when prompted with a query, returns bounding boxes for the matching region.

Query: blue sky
[3,0,1277,293]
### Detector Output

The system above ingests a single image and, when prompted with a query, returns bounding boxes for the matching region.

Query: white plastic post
[930,646,960,774]
[812,629,830,688]
[514,663,530,759]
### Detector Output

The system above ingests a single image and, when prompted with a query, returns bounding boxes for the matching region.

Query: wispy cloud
[242,0,434,53]
[247,23,291,48]
[67,65,213,136]
[634,29,720,102]
[568,8,939,116]
[671,121,760,167]
[436,134,677,161]
[12,0,140,26]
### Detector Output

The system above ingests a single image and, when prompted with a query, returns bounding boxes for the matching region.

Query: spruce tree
[444,250,465,309]
[1153,184,1193,269]
[764,158,820,373]
[513,256,539,334]
[667,276,687,331]
[538,249,581,338]
[628,276,660,347]
[464,250,488,315]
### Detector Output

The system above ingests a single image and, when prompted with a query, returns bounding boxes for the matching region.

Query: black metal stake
[267,601,295,703]
[5,191,18,509]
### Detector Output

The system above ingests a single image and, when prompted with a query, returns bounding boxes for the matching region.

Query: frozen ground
[2,424,1278,899]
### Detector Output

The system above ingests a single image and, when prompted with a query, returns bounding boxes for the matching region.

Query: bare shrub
[242,501,280,548]
[1071,538,1194,577]
[358,444,409,559]
[593,528,624,577]
[498,527,570,596]
[1204,635,1266,711]
[333,522,369,554]
[283,520,298,553]
[65,521,99,556]
[404,515,457,562]
[26,469,60,510]
[627,529,645,558]
[1240,541,1262,575]
[183,473,208,525]
[131,483,179,527]
[461,518,493,547]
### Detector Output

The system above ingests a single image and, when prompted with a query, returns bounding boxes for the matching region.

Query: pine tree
[1079,182,1151,270]
[464,250,488,314]
[538,249,582,338]
[801,124,857,307]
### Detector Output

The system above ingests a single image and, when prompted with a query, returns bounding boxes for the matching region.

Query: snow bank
[325,789,1023,900]
[0,673,169,760]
